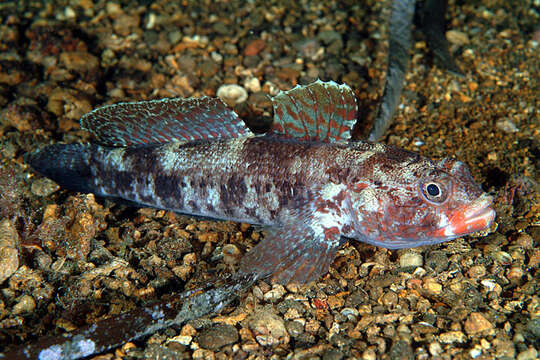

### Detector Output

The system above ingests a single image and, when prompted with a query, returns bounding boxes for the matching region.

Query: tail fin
[25,144,96,194]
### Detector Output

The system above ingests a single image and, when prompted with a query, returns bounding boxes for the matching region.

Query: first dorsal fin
[270,80,357,142]
[81,97,253,147]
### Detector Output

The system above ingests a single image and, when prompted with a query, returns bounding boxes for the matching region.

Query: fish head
[348,157,496,249]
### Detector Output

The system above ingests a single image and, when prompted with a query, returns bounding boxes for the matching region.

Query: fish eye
[426,183,440,197]
[420,181,448,204]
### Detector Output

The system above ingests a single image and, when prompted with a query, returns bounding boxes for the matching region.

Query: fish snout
[436,193,496,238]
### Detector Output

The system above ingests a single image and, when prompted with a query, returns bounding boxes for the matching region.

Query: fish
[26,80,496,284]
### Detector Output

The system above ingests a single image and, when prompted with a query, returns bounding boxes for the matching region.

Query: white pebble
[216,84,248,106]
[399,251,423,268]
[244,77,261,92]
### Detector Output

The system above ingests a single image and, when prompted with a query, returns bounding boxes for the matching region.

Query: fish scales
[27,80,496,284]
[71,138,390,224]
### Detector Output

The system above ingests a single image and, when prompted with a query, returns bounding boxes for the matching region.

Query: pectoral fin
[239,225,342,284]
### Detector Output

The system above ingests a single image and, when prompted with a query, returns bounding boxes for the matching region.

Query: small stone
[526,318,540,339]
[31,178,60,197]
[0,219,19,248]
[425,250,449,271]
[216,84,248,106]
[222,244,241,265]
[517,347,538,360]
[172,264,192,280]
[197,323,238,350]
[467,265,486,279]
[399,252,423,268]
[439,330,466,343]
[168,335,192,346]
[0,247,19,284]
[464,312,494,335]
[428,341,442,356]
[12,294,36,314]
[244,39,266,56]
[389,340,413,360]
[496,118,519,133]
[60,51,99,74]
[244,77,261,92]
[197,232,219,243]
[515,233,534,249]
[0,219,19,284]
[362,348,377,360]
[248,308,289,346]
[446,30,469,45]
[424,279,442,295]
[263,284,286,302]
[323,348,343,360]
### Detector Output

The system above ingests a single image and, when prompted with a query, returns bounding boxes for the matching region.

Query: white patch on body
[242,176,258,209]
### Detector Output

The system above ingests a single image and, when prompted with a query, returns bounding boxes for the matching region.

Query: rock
[323,348,344,360]
[244,39,266,56]
[244,77,261,92]
[446,30,469,45]
[12,294,36,314]
[0,219,19,284]
[59,51,99,74]
[389,340,413,360]
[47,88,92,122]
[464,312,494,335]
[263,284,286,302]
[197,323,238,350]
[0,247,19,284]
[399,251,423,268]
[216,84,248,106]
[439,331,466,343]
[31,178,60,197]
[517,347,538,360]
[0,104,43,132]
[496,118,519,133]
[425,250,449,271]
[222,244,241,265]
[248,308,289,346]
[0,219,18,248]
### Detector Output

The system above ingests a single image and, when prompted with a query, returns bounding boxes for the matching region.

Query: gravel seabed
[0,0,538,359]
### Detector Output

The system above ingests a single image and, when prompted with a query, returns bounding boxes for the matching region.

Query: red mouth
[435,194,496,238]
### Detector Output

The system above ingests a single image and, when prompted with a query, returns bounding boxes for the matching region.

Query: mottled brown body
[88,137,412,226]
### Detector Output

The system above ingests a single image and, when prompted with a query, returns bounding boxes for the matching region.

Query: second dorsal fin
[81,97,253,147]
[270,80,357,142]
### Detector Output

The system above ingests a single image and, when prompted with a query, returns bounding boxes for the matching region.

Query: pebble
[221,244,241,265]
[59,51,99,74]
[0,247,19,284]
[425,251,449,271]
[247,309,289,346]
[196,323,238,350]
[517,347,538,360]
[428,341,442,356]
[216,84,248,106]
[244,39,266,56]
[12,294,36,314]
[464,312,494,335]
[496,118,519,133]
[263,284,286,302]
[244,77,261,92]
[0,219,19,284]
[439,330,466,343]
[399,251,423,268]
[446,30,470,45]
[31,178,60,197]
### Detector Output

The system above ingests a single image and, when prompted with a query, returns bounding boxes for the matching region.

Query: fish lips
[435,193,496,238]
